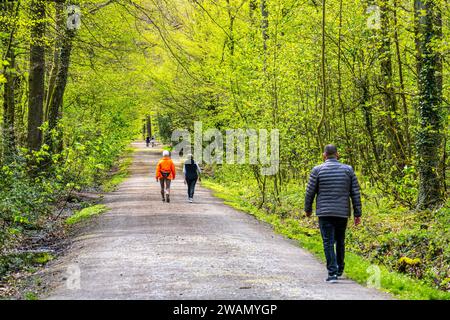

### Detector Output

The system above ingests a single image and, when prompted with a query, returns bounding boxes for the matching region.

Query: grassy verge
[201,179,450,300]
[102,146,134,192]
[65,204,109,225]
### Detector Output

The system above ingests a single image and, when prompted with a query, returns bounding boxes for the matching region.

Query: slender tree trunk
[359,75,380,167]
[146,115,152,138]
[337,0,353,167]
[2,44,16,160]
[249,0,257,18]
[378,0,405,170]
[393,0,411,158]
[261,0,268,70]
[46,28,76,152]
[45,1,64,121]
[27,0,46,151]
[316,0,326,150]
[414,0,444,209]
[1,1,20,160]
[261,0,268,49]
[226,0,235,55]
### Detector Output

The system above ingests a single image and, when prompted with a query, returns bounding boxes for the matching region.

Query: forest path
[43,142,390,299]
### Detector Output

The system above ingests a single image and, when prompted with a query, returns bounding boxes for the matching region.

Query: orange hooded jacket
[156,156,176,180]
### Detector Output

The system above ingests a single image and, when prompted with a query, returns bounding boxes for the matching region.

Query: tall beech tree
[1,1,20,160]
[46,2,76,152]
[27,0,46,151]
[414,0,444,209]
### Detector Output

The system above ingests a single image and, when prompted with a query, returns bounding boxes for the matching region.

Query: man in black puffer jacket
[304,144,362,283]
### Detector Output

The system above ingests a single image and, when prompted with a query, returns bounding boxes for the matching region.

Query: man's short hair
[324,144,337,157]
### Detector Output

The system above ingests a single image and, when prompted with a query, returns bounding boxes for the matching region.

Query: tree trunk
[146,115,152,138]
[359,75,380,168]
[1,1,20,160]
[414,0,444,209]
[27,0,46,151]
[337,0,353,167]
[46,25,75,151]
[226,0,235,55]
[316,0,326,150]
[378,0,405,170]
[45,1,64,121]
[393,0,411,158]
[2,44,16,160]
[261,0,268,50]
[261,0,268,71]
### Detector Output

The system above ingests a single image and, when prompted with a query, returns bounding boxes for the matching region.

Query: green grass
[102,147,134,192]
[202,179,450,300]
[32,252,53,264]
[65,204,109,225]
[24,291,38,300]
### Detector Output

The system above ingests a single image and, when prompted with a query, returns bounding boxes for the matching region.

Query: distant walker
[183,154,202,203]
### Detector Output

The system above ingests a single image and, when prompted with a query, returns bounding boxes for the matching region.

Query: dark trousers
[159,178,171,198]
[318,216,348,276]
[186,178,197,198]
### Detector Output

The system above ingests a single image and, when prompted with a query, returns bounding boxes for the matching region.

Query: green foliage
[0,251,54,279]
[32,252,53,264]
[1,0,449,299]
[102,148,134,192]
[347,202,450,291]
[0,154,53,248]
[0,134,135,248]
[156,114,174,144]
[24,292,38,300]
[65,204,109,225]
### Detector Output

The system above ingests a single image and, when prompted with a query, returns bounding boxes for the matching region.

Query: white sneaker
[189,198,193,203]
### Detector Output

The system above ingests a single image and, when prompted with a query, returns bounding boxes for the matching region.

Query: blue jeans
[318,216,348,276]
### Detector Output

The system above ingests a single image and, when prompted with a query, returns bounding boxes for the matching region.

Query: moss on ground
[65,204,109,225]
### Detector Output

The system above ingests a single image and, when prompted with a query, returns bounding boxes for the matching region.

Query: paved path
[44,142,390,299]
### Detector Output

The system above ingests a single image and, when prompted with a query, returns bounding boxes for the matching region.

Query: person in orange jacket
[156,150,176,203]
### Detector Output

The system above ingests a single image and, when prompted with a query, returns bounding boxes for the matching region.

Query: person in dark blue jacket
[183,154,202,203]
[304,144,362,283]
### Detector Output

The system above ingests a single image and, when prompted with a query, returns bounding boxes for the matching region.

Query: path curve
[43,142,390,300]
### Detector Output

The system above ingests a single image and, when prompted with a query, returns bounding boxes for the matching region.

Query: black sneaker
[337,272,343,278]
[166,195,170,203]
[162,198,165,202]
[325,275,338,283]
